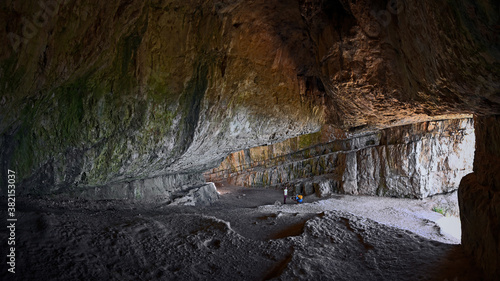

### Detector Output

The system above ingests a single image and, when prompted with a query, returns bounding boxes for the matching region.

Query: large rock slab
[206,118,475,198]
[170,182,220,206]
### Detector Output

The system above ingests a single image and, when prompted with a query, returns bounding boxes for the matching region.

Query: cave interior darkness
[0,0,499,280]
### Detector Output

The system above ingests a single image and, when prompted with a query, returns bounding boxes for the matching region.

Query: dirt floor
[0,183,483,280]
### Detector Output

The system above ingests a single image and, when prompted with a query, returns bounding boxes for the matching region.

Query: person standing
[283,186,288,204]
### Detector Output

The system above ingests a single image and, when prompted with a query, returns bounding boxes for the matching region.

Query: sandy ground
[0,183,483,280]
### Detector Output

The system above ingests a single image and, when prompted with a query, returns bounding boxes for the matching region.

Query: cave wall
[0,1,498,276]
[0,0,497,201]
[459,115,500,280]
[342,118,475,198]
[301,0,500,128]
[0,0,324,198]
[206,118,475,198]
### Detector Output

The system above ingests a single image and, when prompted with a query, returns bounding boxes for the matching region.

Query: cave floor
[1,185,483,281]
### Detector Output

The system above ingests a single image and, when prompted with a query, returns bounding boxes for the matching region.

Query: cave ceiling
[0,0,498,190]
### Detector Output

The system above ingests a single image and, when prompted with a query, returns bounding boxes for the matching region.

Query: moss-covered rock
[0,0,323,197]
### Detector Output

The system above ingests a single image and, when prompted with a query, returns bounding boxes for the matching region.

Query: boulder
[170,182,220,206]
[314,180,332,198]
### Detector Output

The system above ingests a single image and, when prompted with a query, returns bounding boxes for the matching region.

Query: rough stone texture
[301,0,500,129]
[205,118,475,198]
[313,180,333,198]
[459,115,500,280]
[0,0,498,198]
[0,0,324,197]
[0,1,497,277]
[343,118,476,198]
[170,182,219,206]
[68,173,206,203]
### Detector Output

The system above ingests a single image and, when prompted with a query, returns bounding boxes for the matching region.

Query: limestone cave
[0,0,498,280]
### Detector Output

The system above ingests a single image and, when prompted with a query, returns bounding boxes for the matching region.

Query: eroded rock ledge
[206,118,475,199]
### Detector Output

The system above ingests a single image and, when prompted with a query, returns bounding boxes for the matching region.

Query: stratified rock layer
[459,115,500,280]
[206,118,475,198]
[0,1,498,278]
[0,0,498,198]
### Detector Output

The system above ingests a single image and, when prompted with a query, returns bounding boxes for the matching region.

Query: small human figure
[283,186,288,204]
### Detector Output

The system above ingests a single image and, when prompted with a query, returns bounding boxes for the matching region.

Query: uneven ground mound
[0,186,482,280]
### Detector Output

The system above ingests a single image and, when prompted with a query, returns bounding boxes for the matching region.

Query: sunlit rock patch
[206,118,475,198]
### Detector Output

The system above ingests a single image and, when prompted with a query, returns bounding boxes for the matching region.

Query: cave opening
[1,0,497,278]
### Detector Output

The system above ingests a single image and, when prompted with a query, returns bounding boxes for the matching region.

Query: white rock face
[171,182,220,206]
[314,180,333,198]
[344,119,475,198]
[206,118,475,198]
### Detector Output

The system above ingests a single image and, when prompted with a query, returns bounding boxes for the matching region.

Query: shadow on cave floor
[211,181,325,208]
[0,184,485,281]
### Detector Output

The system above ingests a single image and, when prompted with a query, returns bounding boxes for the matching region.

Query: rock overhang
[0,0,497,197]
